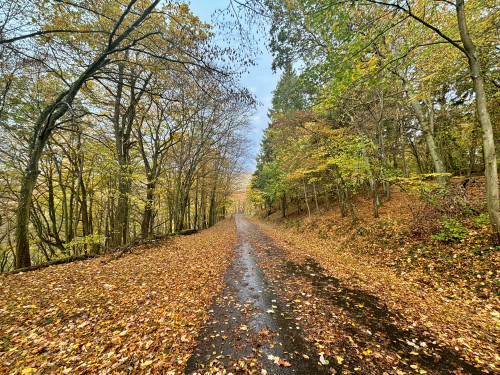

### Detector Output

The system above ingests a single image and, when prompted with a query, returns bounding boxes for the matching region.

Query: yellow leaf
[22,369,35,374]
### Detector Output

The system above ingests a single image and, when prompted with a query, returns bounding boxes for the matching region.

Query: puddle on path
[185,216,328,374]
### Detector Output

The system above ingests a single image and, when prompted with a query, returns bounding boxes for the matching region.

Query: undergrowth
[264,177,499,300]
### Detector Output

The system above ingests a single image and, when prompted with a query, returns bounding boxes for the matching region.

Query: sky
[188,1,279,171]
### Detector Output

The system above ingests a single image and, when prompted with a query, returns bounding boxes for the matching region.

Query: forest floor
[249,180,499,374]
[0,221,237,374]
[1,182,499,374]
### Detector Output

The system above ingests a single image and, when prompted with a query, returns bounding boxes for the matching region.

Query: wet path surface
[186,216,488,374]
[186,216,328,374]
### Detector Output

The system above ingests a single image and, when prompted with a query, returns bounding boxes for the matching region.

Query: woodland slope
[253,182,499,373]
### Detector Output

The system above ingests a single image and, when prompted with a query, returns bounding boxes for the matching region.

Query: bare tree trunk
[141,182,155,237]
[200,178,206,230]
[456,0,499,239]
[362,147,380,218]
[113,64,129,246]
[15,115,52,268]
[209,185,217,227]
[312,181,320,214]
[400,116,408,178]
[194,176,199,229]
[46,168,66,252]
[104,195,110,250]
[187,197,191,228]
[401,77,446,184]
[77,146,90,240]
[372,178,380,218]
[281,192,286,218]
[53,151,70,245]
[302,179,311,219]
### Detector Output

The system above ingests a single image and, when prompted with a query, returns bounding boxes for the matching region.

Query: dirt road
[186,216,486,374]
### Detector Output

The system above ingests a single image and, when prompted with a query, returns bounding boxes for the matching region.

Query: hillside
[252,178,499,372]
[0,185,498,373]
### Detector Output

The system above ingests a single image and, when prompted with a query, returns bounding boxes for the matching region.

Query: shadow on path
[187,216,487,374]
[280,258,487,374]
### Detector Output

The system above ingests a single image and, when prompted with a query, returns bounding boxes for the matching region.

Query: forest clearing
[0,0,499,374]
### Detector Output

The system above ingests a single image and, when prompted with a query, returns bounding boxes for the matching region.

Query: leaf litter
[250,189,499,374]
[185,215,328,374]
[1,203,498,374]
[0,220,237,374]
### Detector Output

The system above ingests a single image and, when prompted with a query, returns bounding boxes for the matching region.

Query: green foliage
[269,63,309,116]
[473,213,490,229]
[67,234,106,254]
[430,216,468,243]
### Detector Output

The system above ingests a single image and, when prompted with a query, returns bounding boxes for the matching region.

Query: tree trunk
[200,179,206,229]
[302,179,311,219]
[372,178,380,218]
[281,192,286,218]
[79,176,90,238]
[47,169,66,252]
[15,118,52,268]
[312,181,320,214]
[456,0,499,239]
[400,118,408,178]
[141,182,155,237]
[403,79,446,184]
[110,61,125,246]
[209,186,216,227]
[194,177,199,230]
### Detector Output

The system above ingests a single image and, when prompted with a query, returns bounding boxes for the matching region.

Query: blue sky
[188,1,279,170]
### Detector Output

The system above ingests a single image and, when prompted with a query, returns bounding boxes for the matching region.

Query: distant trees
[0,0,254,270]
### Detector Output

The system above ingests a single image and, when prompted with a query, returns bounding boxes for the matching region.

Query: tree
[9,0,162,268]
[0,1,255,271]
[262,0,499,238]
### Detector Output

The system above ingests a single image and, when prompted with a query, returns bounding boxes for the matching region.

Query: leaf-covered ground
[0,220,236,374]
[186,215,494,374]
[186,215,330,374]
[253,188,499,373]
[1,196,499,375]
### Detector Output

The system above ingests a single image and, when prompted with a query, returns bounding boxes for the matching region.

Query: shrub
[430,216,468,242]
